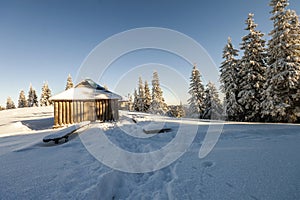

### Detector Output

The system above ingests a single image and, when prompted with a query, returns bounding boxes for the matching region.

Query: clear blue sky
[0,0,300,106]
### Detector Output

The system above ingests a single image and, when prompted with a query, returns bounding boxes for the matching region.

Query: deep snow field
[0,107,300,200]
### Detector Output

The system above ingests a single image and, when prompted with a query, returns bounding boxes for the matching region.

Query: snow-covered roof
[50,79,122,101]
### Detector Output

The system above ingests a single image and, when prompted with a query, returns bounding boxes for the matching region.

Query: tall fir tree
[137,77,145,112]
[18,90,27,108]
[65,74,74,90]
[238,13,267,122]
[6,97,16,109]
[144,80,151,112]
[149,71,168,115]
[40,82,52,106]
[220,37,243,121]
[27,84,38,107]
[261,0,300,122]
[188,64,205,118]
[133,89,139,111]
[203,82,223,120]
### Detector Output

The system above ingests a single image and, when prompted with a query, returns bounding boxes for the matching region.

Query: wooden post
[102,100,104,121]
[75,101,78,123]
[86,101,90,121]
[78,101,82,122]
[96,101,99,120]
[102,100,105,121]
[110,100,113,121]
[70,101,74,124]
[62,101,66,125]
[91,101,96,121]
[59,101,63,126]
[72,101,76,123]
[76,101,79,123]
[112,100,114,120]
[115,100,118,120]
[109,100,113,121]
[100,100,103,121]
[85,101,89,121]
[80,101,84,122]
[66,101,70,124]
[84,101,88,121]
[109,100,112,121]
[54,101,59,127]
[115,100,119,121]
[89,101,93,121]
[106,100,109,121]
[88,101,92,121]
[112,100,115,121]
[74,101,80,123]
[73,101,76,123]
[114,99,119,121]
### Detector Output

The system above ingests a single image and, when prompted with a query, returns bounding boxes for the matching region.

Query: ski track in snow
[0,107,300,199]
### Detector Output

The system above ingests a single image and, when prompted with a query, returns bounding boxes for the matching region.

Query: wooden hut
[50,79,122,128]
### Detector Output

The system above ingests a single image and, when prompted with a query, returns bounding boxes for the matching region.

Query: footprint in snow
[249,194,259,200]
[201,161,215,168]
[226,182,234,188]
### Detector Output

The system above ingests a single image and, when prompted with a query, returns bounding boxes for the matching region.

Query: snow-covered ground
[0,107,300,199]
[0,106,53,137]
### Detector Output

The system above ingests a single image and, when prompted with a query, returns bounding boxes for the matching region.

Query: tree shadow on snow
[21,117,54,130]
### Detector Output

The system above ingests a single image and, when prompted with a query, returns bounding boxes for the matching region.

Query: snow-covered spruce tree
[124,93,133,111]
[144,80,151,112]
[18,90,27,108]
[27,84,38,107]
[220,37,243,121]
[6,97,16,109]
[289,11,300,105]
[166,103,185,118]
[238,13,267,122]
[166,106,176,118]
[177,102,185,118]
[137,77,145,112]
[261,0,300,122]
[40,82,52,106]
[149,71,168,115]
[65,74,74,90]
[203,82,223,120]
[188,64,206,118]
[133,89,139,111]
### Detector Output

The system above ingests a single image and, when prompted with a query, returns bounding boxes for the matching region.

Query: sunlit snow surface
[0,107,299,199]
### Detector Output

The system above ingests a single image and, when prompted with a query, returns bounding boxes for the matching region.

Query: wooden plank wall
[53,99,119,128]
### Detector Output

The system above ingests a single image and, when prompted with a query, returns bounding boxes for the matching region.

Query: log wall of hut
[53,99,119,128]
